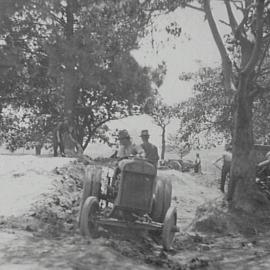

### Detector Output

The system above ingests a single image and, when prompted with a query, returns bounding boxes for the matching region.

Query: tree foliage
[0,0,154,151]
[177,67,233,140]
[0,107,52,152]
[178,66,270,145]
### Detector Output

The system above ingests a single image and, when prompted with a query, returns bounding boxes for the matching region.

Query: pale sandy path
[0,155,74,216]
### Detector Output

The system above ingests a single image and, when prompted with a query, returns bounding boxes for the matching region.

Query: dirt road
[0,155,157,269]
[1,154,270,269]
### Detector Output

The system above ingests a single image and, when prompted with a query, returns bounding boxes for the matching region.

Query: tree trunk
[64,0,75,122]
[202,0,270,216]
[63,0,77,154]
[161,126,166,160]
[228,74,269,213]
[63,68,76,121]
[35,143,42,155]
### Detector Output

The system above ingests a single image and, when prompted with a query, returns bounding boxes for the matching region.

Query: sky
[132,1,240,104]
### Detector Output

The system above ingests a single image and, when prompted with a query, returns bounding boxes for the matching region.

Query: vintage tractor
[79,158,179,250]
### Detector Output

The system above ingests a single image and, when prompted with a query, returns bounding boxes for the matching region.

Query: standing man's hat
[140,130,150,137]
[118,129,130,139]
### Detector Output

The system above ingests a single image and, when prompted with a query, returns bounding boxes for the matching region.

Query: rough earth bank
[1,155,270,269]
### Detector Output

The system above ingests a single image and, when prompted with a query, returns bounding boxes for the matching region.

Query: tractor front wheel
[80,196,100,237]
[78,166,102,225]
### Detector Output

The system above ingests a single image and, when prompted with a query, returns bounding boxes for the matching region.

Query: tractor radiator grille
[117,172,154,212]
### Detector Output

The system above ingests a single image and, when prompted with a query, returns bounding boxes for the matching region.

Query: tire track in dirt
[0,229,156,270]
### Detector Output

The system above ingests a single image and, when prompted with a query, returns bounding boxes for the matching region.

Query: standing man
[257,151,270,177]
[194,153,202,173]
[213,144,232,193]
[63,125,84,157]
[52,118,69,157]
[140,130,159,167]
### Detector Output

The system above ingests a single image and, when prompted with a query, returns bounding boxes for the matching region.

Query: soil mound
[190,198,239,234]
[190,197,270,236]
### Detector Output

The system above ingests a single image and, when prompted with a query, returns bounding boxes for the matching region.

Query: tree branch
[225,0,252,44]
[49,11,66,27]
[184,3,204,12]
[242,0,265,75]
[204,0,236,91]
[219,19,231,27]
[83,132,92,150]
[224,0,239,34]
[249,83,270,98]
[233,1,244,12]
[236,3,253,42]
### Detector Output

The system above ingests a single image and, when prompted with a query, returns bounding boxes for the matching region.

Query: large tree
[192,0,270,212]
[0,0,154,152]
[141,0,270,212]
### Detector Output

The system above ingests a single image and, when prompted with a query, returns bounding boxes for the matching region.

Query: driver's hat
[140,130,150,137]
[118,129,130,139]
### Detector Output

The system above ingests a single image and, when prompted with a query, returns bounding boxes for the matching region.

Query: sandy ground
[158,169,221,229]
[0,155,75,216]
[1,151,270,269]
[0,151,222,269]
[0,154,160,270]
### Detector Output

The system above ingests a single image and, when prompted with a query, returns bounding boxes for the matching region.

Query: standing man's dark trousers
[220,162,231,192]
[53,134,65,157]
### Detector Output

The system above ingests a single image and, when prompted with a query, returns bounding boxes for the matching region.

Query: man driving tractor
[117,129,145,159]
[111,129,145,198]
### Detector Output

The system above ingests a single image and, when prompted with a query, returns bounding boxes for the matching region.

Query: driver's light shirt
[117,143,145,158]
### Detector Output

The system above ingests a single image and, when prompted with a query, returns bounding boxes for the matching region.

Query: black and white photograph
[1,0,270,269]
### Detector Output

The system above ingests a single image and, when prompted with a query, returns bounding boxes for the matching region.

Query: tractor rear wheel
[162,206,177,251]
[163,180,172,220]
[151,179,165,222]
[151,179,172,222]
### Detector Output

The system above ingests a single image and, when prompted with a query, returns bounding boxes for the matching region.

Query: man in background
[257,151,270,178]
[194,153,202,173]
[140,130,159,167]
[52,118,69,157]
[213,144,232,193]
[63,124,83,157]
